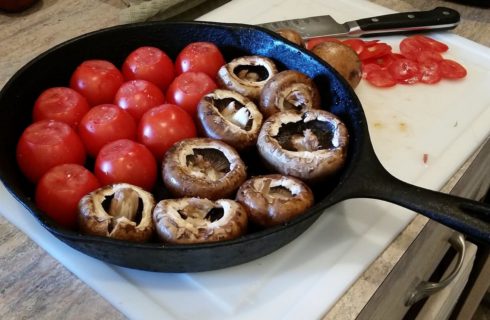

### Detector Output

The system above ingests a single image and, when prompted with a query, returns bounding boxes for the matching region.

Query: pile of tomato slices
[306,35,467,88]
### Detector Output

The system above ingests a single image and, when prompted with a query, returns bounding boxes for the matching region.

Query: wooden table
[0,1,488,319]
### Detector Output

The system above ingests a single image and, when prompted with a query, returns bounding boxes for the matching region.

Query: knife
[257,7,460,39]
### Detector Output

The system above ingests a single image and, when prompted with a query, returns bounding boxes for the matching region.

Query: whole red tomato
[35,164,100,229]
[175,42,225,78]
[122,46,175,91]
[94,139,157,191]
[16,120,86,183]
[70,60,124,106]
[138,104,196,160]
[78,104,137,157]
[32,87,90,129]
[166,71,217,116]
[114,80,166,122]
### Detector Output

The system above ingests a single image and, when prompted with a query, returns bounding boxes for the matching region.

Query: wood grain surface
[0,1,488,319]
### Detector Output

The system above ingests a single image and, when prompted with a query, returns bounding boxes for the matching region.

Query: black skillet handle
[351,7,460,37]
[335,154,490,244]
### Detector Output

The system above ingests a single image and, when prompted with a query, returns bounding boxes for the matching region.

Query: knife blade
[257,7,460,39]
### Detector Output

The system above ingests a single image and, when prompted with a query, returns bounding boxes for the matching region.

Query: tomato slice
[363,53,403,69]
[439,59,467,79]
[305,36,341,50]
[412,35,448,53]
[388,58,420,84]
[361,63,382,79]
[399,36,425,60]
[342,39,365,55]
[419,61,442,84]
[358,43,392,61]
[365,68,396,88]
[417,50,443,63]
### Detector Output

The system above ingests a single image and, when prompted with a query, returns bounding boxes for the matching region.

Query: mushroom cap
[311,41,362,88]
[257,110,349,182]
[162,138,247,200]
[236,174,314,227]
[78,183,155,242]
[153,198,248,244]
[259,70,321,118]
[197,89,263,150]
[275,28,305,47]
[216,55,278,102]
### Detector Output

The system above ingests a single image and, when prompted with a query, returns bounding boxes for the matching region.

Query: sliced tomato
[412,35,448,53]
[399,36,425,60]
[366,69,396,88]
[361,63,382,79]
[342,39,365,55]
[388,58,420,84]
[363,53,402,69]
[358,43,392,61]
[305,36,341,50]
[417,50,443,63]
[419,61,442,84]
[439,59,467,79]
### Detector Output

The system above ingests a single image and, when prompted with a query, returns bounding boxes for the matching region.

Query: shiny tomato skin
[94,139,157,191]
[358,43,392,61]
[16,120,86,183]
[166,72,217,116]
[388,58,421,84]
[138,104,197,160]
[174,42,225,78]
[32,87,90,128]
[78,104,137,157]
[366,68,396,88]
[70,60,124,106]
[114,80,165,122]
[342,39,365,55]
[122,46,175,91]
[35,164,100,229]
[439,59,467,79]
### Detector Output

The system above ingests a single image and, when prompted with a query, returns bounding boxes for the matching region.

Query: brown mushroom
[216,55,278,102]
[257,110,349,182]
[78,183,155,242]
[153,198,248,244]
[236,174,314,227]
[162,138,247,200]
[311,41,362,88]
[197,89,263,150]
[275,28,305,47]
[259,70,321,118]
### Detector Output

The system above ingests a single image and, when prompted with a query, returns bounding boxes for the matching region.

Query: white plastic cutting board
[1,0,490,319]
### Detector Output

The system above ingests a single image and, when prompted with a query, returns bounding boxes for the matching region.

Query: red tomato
[32,87,90,128]
[16,120,86,183]
[388,58,420,84]
[358,43,392,61]
[305,36,341,50]
[399,36,425,60]
[78,104,137,157]
[70,60,124,106]
[416,50,443,63]
[166,71,217,116]
[419,61,442,84]
[412,35,448,53]
[362,63,382,79]
[439,59,467,79]
[138,104,196,160]
[94,139,157,191]
[363,53,403,69]
[366,69,396,88]
[35,164,100,229]
[122,46,175,91]
[174,42,225,78]
[114,80,165,122]
[342,39,365,55]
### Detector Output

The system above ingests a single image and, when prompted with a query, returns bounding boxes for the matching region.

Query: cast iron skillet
[0,21,489,272]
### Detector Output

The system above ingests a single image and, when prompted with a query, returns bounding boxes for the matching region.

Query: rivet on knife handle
[352,7,460,37]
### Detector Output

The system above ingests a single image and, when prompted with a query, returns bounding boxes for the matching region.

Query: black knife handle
[354,7,460,36]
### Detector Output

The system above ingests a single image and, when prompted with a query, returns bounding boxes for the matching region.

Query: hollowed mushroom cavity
[217,55,278,102]
[78,183,155,242]
[236,174,314,227]
[257,110,349,182]
[197,89,263,150]
[162,138,247,200]
[260,70,321,118]
[153,198,248,244]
